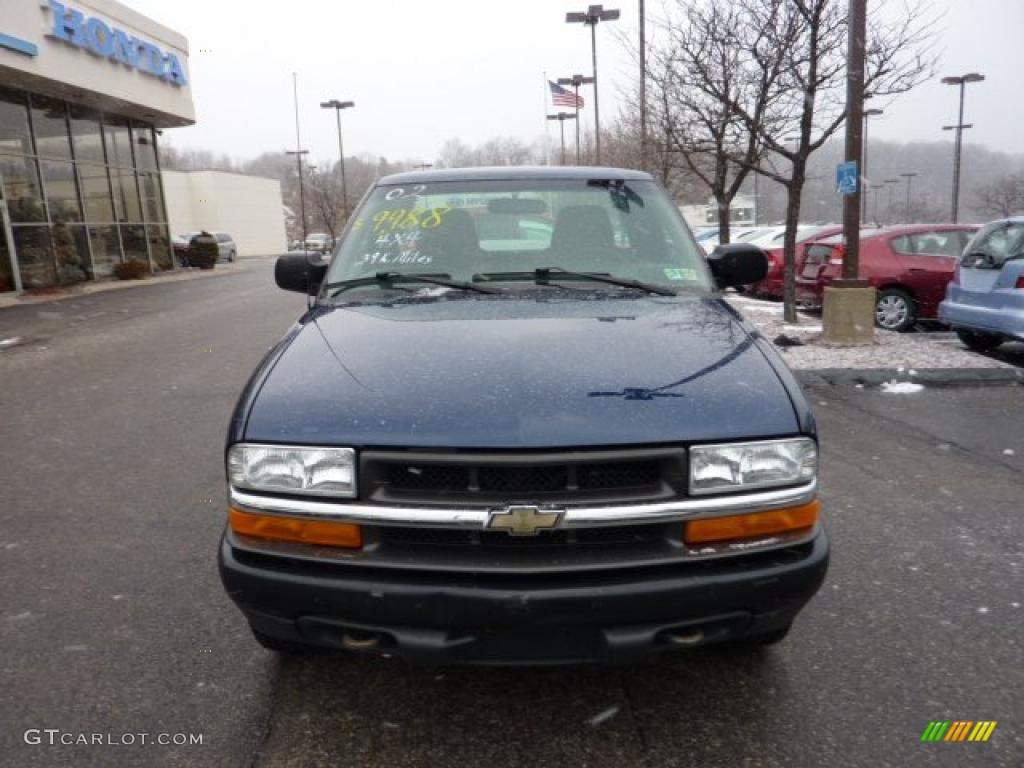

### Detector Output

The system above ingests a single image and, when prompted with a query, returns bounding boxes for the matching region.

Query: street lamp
[557,74,594,164]
[415,162,433,171]
[941,72,984,223]
[320,99,355,223]
[871,183,886,224]
[900,172,918,222]
[565,4,620,164]
[861,107,883,223]
[547,113,577,165]
[884,179,900,224]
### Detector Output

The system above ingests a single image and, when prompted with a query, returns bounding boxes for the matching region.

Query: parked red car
[750,225,843,298]
[796,224,979,331]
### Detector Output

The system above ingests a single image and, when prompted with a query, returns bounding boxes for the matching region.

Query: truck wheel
[251,628,323,655]
[956,330,1002,353]
[875,288,916,332]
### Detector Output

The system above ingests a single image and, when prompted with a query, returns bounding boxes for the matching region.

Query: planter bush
[113,260,151,280]
[188,232,219,270]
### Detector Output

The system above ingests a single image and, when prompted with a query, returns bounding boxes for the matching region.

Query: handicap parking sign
[836,161,858,196]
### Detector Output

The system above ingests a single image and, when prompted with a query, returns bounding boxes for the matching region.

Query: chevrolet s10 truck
[219,167,828,664]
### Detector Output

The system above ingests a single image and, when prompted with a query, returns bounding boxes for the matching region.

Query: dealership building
[1,0,287,294]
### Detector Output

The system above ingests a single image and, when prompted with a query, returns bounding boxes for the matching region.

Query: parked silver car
[939,217,1024,351]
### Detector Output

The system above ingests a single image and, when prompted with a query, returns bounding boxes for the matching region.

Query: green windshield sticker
[663,268,697,281]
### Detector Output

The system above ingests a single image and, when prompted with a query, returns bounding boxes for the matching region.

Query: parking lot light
[941,73,985,223]
[321,99,355,223]
[565,5,620,164]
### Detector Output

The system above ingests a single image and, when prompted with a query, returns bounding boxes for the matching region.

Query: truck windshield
[326,178,711,292]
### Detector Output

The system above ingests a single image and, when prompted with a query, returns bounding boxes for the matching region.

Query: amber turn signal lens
[229,507,363,549]
[684,500,820,545]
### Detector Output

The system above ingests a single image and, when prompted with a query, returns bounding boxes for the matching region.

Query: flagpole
[574,82,581,165]
[542,71,550,166]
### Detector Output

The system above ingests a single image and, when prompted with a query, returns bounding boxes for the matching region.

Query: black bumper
[219,528,829,664]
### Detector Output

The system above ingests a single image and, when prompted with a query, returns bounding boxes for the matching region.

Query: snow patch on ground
[881,380,925,394]
[726,295,1016,370]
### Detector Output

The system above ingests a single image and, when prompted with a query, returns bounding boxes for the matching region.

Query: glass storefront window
[0,87,33,156]
[79,164,114,222]
[41,160,83,223]
[30,94,72,161]
[103,114,133,168]
[147,224,172,270]
[0,154,47,222]
[132,123,157,171]
[12,225,57,288]
[69,105,106,164]
[120,223,147,264]
[113,170,142,222]
[139,173,165,222]
[53,222,90,284]
[88,224,120,277]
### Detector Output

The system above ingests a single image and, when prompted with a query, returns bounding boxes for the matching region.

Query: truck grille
[362,447,685,506]
[381,524,667,549]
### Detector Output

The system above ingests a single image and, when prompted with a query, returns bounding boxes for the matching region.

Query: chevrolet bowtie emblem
[486,505,564,536]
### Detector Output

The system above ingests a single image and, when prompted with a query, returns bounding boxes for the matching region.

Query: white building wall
[0,0,194,127]
[163,170,287,256]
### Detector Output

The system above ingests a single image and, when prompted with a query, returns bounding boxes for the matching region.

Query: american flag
[549,81,584,109]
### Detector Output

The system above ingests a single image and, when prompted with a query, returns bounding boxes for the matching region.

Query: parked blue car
[939,217,1024,351]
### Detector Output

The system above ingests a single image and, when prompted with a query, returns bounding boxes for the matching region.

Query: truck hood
[243,293,800,448]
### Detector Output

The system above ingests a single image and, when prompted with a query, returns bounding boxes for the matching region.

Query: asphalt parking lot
[1,260,1021,768]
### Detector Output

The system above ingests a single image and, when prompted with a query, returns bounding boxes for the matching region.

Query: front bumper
[939,295,1024,340]
[219,524,829,664]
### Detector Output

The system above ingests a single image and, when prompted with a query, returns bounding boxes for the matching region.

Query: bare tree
[721,0,937,321]
[974,172,1024,219]
[648,0,792,244]
[307,166,345,242]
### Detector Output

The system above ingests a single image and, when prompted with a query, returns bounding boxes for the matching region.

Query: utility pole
[547,113,577,165]
[941,72,984,223]
[823,0,872,346]
[557,74,593,164]
[566,5,619,164]
[900,172,918,222]
[320,99,355,223]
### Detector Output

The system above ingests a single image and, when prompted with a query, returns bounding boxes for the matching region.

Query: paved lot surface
[1,261,1021,767]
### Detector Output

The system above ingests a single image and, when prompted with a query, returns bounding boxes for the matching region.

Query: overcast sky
[131,0,1024,166]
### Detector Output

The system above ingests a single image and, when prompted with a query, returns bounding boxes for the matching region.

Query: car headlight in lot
[689,438,817,495]
[228,444,356,497]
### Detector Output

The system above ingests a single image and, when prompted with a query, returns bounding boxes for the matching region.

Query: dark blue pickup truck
[219,167,828,663]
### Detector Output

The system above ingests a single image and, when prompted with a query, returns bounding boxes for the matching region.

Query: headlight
[228,444,356,497]
[689,438,817,495]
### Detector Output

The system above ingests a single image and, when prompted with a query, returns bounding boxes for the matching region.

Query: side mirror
[275,252,328,294]
[707,243,768,289]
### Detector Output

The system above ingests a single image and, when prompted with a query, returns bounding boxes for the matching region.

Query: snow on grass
[880,380,925,394]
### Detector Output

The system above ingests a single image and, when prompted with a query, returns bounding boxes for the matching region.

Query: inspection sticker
[663,268,697,281]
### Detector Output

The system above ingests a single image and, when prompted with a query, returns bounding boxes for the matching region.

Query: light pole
[871,183,885,224]
[900,172,918,222]
[415,162,434,171]
[557,74,593,164]
[320,99,355,223]
[547,113,577,165]
[566,4,619,164]
[639,0,647,171]
[941,72,984,223]
[861,107,883,224]
[884,179,900,224]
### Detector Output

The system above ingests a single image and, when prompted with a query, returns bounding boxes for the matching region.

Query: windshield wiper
[474,267,676,297]
[325,272,498,297]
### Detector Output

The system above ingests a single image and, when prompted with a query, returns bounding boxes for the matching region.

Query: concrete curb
[797,368,1024,388]
[0,264,245,310]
